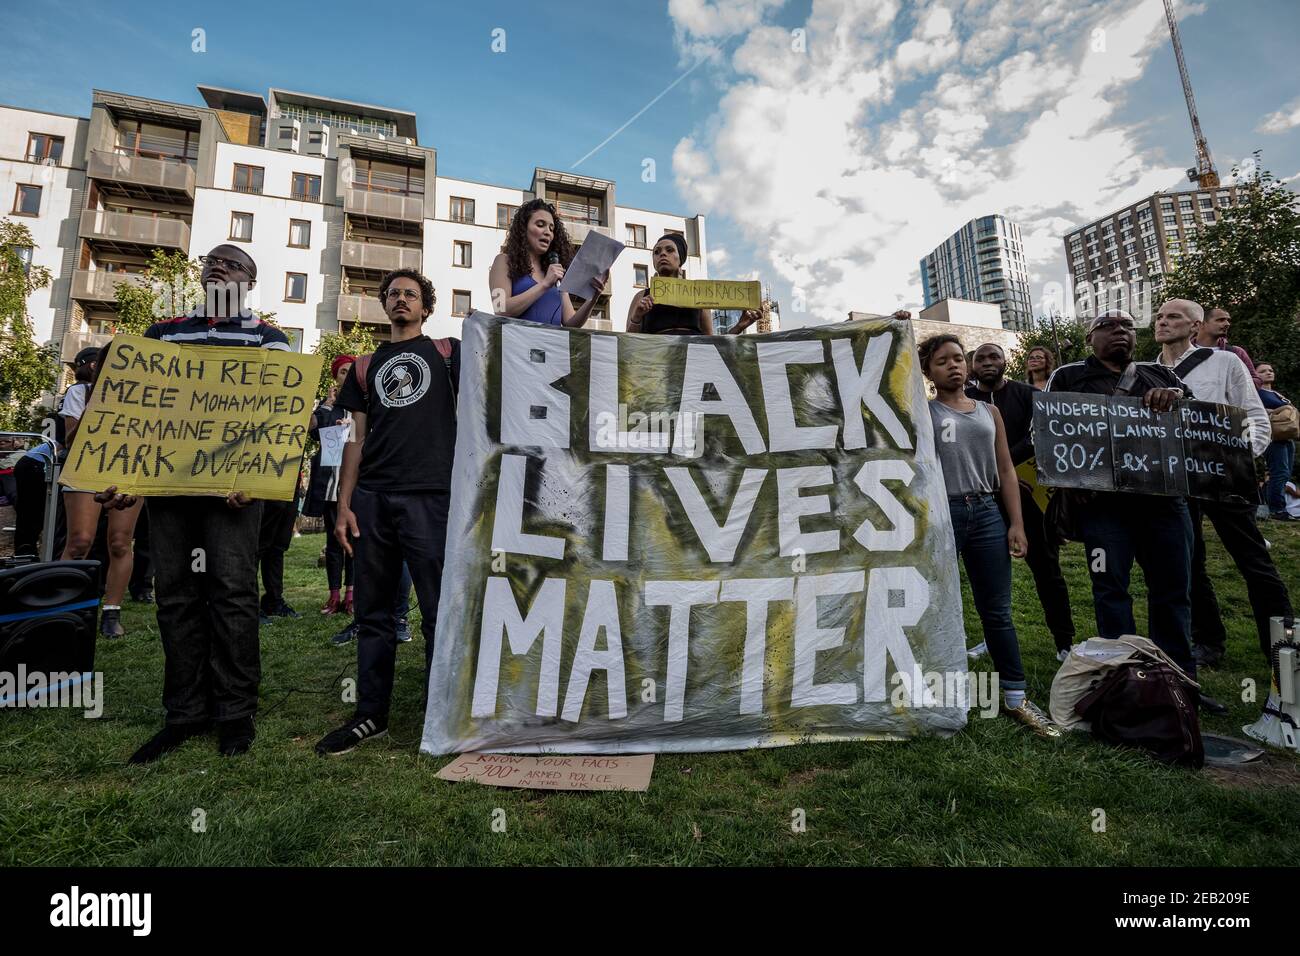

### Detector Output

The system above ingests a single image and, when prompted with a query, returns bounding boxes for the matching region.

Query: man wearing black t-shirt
[315,269,459,755]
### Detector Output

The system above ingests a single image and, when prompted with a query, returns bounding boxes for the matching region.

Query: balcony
[87,149,195,201]
[60,329,113,363]
[72,269,148,303]
[81,209,190,253]
[344,187,423,228]
[338,293,389,325]
[566,222,613,244]
[341,240,422,274]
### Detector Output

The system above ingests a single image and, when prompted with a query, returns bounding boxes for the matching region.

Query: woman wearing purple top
[489,198,607,327]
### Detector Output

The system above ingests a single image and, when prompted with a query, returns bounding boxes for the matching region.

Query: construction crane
[1164,0,1220,188]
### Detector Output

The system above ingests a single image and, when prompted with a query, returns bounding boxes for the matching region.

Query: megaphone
[1243,616,1299,753]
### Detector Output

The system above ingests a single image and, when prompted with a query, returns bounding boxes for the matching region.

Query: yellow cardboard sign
[60,335,321,500]
[649,276,761,310]
[1016,459,1052,514]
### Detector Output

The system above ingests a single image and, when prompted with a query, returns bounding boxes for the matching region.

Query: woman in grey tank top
[919,334,1059,739]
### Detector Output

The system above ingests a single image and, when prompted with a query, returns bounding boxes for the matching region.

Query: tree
[1161,158,1300,393]
[1006,315,1090,382]
[313,325,376,399]
[0,219,58,431]
[113,249,203,335]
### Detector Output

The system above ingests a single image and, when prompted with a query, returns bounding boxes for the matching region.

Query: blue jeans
[1077,493,1195,676]
[1264,440,1294,514]
[948,493,1025,691]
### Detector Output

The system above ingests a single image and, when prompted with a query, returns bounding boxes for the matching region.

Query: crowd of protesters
[5,200,1295,760]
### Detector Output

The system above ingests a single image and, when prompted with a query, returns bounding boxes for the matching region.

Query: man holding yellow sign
[626,233,763,335]
[70,245,318,765]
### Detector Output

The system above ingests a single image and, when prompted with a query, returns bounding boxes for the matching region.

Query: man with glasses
[316,269,459,755]
[1046,310,1212,696]
[1153,298,1290,669]
[129,244,290,763]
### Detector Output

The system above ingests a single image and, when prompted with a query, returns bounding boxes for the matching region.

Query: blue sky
[3,0,1297,325]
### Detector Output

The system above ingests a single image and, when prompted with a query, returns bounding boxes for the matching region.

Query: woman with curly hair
[626,233,761,335]
[488,198,607,327]
[1024,345,1056,390]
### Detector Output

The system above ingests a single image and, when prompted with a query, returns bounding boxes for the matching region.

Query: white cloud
[708,246,731,270]
[669,0,1193,324]
[1258,97,1300,135]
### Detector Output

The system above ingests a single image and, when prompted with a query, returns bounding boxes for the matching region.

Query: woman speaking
[489,198,607,327]
[626,233,761,335]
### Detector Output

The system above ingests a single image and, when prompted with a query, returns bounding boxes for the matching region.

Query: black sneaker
[217,716,255,756]
[258,611,274,626]
[1198,693,1229,716]
[396,617,412,643]
[1193,644,1224,669]
[100,608,125,639]
[128,722,209,765]
[271,602,301,620]
[331,621,359,646]
[315,715,388,756]
[130,588,155,604]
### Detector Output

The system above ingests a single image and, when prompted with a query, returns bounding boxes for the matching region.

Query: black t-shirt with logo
[336,335,460,493]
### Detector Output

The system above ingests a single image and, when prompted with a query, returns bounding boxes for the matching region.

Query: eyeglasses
[199,255,252,275]
[1092,319,1135,333]
[383,288,422,301]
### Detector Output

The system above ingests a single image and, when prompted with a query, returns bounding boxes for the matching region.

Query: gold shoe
[1005,698,1062,738]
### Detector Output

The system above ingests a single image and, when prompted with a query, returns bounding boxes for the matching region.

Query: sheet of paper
[318,423,349,467]
[558,230,624,298]
[436,753,655,791]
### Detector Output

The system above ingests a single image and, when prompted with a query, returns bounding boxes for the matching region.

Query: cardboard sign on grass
[60,335,321,500]
[649,276,761,310]
[436,753,655,792]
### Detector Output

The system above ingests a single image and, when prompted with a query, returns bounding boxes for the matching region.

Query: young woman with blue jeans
[920,333,1059,738]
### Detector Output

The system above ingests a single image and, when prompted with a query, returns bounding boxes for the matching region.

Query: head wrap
[657,233,688,263]
[331,354,356,379]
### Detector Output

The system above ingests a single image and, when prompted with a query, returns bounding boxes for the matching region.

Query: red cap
[331,354,356,378]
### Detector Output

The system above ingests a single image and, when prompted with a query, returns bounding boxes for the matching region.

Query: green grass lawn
[3,522,1298,866]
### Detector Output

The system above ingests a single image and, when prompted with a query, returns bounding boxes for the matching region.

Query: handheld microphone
[546,251,560,269]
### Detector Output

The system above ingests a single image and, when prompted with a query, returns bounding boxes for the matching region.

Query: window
[351,158,424,196]
[279,127,295,142]
[281,328,305,352]
[626,224,647,248]
[26,133,64,164]
[15,246,33,274]
[12,184,41,216]
[497,204,518,229]
[285,273,307,302]
[664,229,687,255]
[634,264,649,287]
[291,173,321,202]
[232,164,264,194]
[551,190,602,224]
[229,211,253,241]
[452,290,472,315]
[288,219,311,248]
[453,240,472,268]
[308,131,323,146]
[450,197,475,224]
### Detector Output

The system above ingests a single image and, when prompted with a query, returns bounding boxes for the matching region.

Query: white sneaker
[967,641,988,660]
[1056,648,1071,663]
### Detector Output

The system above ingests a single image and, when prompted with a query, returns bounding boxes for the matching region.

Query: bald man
[1154,298,1290,669]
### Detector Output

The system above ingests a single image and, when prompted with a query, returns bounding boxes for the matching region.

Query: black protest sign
[1033,392,1256,501]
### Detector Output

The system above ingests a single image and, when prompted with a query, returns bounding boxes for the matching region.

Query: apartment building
[919,215,1034,332]
[1062,185,1241,319]
[1,84,707,378]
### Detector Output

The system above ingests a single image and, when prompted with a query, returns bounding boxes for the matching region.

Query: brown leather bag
[1075,660,1204,768]
[1270,402,1299,441]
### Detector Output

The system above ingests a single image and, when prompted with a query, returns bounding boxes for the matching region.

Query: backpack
[1059,636,1204,768]
[1269,402,1299,441]
[353,338,457,412]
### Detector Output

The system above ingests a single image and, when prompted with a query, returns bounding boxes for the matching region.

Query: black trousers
[148,497,263,724]
[351,486,448,719]
[129,504,153,595]
[258,498,299,612]
[1189,498,1294,659]
[321,501,354,590]
[13,455,46,556]
[1020,485,1075,650]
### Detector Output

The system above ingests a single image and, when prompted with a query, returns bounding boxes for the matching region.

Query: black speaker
[0,560,100,678]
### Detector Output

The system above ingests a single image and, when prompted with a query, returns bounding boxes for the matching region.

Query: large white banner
[421,313,967,754]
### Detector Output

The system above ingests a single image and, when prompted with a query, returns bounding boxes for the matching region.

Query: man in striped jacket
[130,244,289,764]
